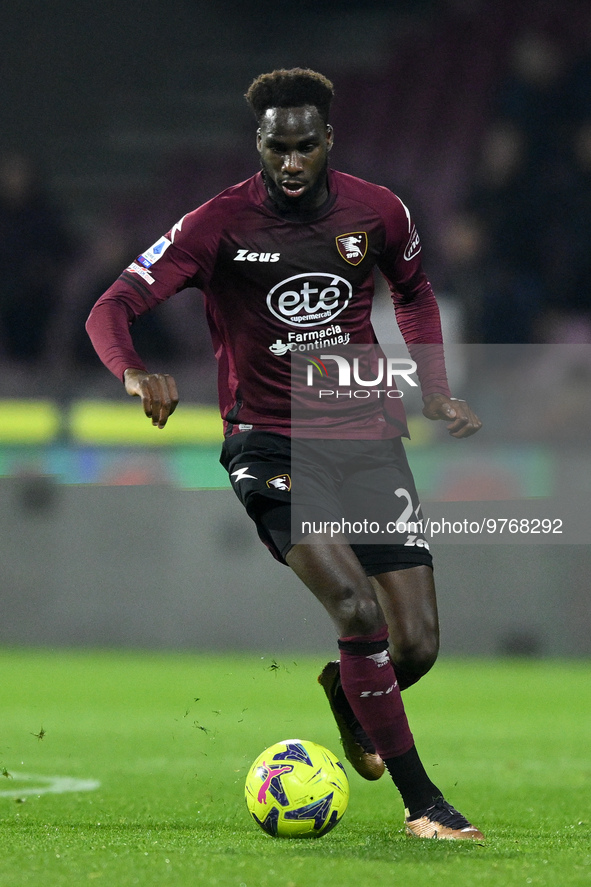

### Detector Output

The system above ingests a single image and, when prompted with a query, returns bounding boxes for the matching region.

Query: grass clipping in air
[0,649,589,886]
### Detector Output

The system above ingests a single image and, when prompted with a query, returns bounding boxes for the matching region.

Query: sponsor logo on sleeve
[126,262,155,285]
[335,232,368,265]
[403,225,421,261]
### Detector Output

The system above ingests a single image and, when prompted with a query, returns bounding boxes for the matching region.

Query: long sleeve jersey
[86,169,450,438]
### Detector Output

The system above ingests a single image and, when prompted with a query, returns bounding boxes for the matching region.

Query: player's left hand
[422,393,482,438]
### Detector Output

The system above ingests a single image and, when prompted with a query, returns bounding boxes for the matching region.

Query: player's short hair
[245,68,335,124]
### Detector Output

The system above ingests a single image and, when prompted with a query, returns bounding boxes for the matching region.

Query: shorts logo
[267,273,352,328]
[231,466,257,482]
[266,474,291,492]
[336,232,368,265]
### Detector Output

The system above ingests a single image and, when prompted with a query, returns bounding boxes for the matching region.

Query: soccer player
[86,68,483,840]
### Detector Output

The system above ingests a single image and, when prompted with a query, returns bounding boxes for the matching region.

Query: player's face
[257,105,334,211]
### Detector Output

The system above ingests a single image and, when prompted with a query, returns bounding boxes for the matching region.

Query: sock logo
[366,650,390,668]
[359,682,397,698]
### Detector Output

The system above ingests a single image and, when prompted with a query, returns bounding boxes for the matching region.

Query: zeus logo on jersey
[234,249,280,263]
[267,273,352,328]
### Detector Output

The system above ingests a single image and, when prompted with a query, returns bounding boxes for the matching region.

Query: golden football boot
[405,798,484,840]
[318,660,385,781]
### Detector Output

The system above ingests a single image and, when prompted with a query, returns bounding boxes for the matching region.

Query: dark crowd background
[1,0,590,404]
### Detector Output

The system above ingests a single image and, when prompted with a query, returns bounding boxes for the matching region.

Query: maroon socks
[338,626,442,814]
[338,625,414,759]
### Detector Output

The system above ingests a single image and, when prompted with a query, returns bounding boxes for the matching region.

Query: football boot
[318,660,385,781]
[405,797,484,840]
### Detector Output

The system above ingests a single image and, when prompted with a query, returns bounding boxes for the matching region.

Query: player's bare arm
[422,392,482,439]
[123,368,179,429]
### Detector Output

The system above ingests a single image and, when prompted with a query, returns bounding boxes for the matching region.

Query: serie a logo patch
[335,232,368,265]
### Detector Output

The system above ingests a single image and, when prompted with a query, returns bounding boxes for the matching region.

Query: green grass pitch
[0,649,589,886]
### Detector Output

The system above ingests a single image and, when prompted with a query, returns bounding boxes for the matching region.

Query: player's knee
[394,632,439,679]
[336,590,383,638]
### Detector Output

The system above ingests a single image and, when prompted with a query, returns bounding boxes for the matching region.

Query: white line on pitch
[0,772,100,797]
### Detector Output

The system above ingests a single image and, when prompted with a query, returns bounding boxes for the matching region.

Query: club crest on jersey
[336,232,368,266]
[266,474,291,492]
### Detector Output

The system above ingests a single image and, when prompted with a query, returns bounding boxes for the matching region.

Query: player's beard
[261,158,330,215]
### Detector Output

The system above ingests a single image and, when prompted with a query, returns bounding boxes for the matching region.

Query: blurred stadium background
[1,0,590,656]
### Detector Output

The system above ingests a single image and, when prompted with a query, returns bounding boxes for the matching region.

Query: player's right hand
[123,368,179,429]
[422,392,482,438]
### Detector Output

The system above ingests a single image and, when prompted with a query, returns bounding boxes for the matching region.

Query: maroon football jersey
[86,170,450,437]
